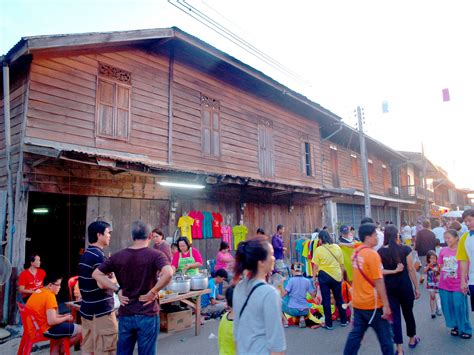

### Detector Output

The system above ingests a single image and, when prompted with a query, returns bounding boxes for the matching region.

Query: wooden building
[1,27,469,322]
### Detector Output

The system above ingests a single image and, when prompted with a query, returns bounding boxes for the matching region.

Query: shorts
[81,312,118,354]
[44,323,78,339]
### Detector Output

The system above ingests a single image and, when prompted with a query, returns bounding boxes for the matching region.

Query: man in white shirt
[432,219,446,246]
[360,217,384,250]
[401,222,412,246]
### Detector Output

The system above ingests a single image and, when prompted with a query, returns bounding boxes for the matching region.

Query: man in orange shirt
[343,223,393,355]
[26,272,82,354]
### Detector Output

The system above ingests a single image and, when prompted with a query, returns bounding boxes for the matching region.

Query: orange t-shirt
[351,246,383,310]
[25,288,57,338]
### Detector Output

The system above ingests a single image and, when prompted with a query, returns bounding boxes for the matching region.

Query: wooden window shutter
[96,63,131,140]
[311,144,317,177]
[258,124,274,177]
[368,161,375,182]
[202,109,212,155]
[351,155,358,176]
[97,79,114,136]
[330,148,340,187]
[212,111,220,157]
[115,84,130,139]
[201,95,221,157]
[300,141,306,175]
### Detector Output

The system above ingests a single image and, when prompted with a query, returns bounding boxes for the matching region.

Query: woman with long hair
[378,225,421,354]
[312,230,348,329]
[233,239,286,355]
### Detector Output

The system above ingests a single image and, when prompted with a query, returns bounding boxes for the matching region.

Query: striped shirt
[78,246,114,320]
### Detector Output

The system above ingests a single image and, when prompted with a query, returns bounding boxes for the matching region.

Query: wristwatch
[114,285,121,294]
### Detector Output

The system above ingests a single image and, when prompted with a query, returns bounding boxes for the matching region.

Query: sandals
[408,336,420,349]
[460,333,472,339]
[451,328,459,336]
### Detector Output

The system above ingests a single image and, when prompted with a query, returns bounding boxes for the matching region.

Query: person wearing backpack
[343,223,394,355]
[233,239,286,355]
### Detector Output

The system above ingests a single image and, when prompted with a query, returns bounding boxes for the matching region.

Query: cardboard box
[160,310,193,333]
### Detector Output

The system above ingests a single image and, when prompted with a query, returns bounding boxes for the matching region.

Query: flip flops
[408,336,420,349]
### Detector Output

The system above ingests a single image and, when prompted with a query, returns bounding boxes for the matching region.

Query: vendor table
[160,289,211,336]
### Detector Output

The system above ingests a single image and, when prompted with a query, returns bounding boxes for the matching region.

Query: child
[438,229,472,339]
[281,263,316,328]
[423,250,441,318]
[218,286,236,355]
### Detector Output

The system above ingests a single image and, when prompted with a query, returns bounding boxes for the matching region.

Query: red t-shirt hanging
[188,211,204,239]
[211,212,223,238]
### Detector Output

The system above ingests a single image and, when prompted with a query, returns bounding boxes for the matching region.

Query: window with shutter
[96,63,131,141]
[303,142,312,176]
[330,146,339,187]
[351,154,358,177]
[383,165,390,192]
[258,122,274,178]
[201,95,221,158]
[368,160,375,182]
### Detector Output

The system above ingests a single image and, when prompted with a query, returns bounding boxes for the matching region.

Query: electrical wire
[168,0,311,87]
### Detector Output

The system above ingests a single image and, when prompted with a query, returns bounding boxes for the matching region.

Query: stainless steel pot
[168,276,191,294]
[190,273,209,290]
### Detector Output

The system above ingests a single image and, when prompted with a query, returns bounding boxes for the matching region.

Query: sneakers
[436,309,442,316]
[340,321,350,327]
[299,318,306,328]
[323,324,334,330]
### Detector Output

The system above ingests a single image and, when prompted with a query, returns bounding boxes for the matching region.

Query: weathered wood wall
[86,196,170,253]
[24,48,325,190]
[320,140,393,195]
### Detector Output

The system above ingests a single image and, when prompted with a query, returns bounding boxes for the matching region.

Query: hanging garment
[212,212,223,238]
[232,224,248,250]
[202,211,214,239]
[188,210,204,240]
[177,215,194,243]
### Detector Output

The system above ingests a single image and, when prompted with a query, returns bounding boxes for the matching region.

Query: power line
[168,0,311,87]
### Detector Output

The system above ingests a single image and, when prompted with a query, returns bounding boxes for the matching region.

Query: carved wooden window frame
[95,63,132,141]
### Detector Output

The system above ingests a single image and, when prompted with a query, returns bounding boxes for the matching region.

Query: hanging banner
[442,88,450,102]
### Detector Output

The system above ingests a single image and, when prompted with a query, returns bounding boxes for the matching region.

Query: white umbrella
[442,210,463,218]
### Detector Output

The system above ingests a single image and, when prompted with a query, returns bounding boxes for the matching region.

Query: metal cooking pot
[168,276,191,294]
[190,273,209,290]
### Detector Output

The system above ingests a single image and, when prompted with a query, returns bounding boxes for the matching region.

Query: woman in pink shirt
[438,229,472,339]
[215,242,234,275]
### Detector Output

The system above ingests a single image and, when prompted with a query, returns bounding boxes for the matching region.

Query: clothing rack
[289,233,313,263]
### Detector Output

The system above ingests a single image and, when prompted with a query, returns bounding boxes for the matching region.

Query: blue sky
[2,0,473,190]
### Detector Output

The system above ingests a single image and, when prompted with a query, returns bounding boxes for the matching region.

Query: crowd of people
[16,208,474,354]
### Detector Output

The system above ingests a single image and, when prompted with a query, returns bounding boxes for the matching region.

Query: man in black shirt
[414,220,437,265]
[79,221,118,355]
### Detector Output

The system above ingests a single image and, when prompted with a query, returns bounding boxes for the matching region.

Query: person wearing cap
[339,225,355,247]
[281,262,316,328]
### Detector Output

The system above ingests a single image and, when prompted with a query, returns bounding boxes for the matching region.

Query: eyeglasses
[52,282,61,287]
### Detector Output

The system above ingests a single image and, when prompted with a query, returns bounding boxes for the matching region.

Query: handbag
[412,250,421,272]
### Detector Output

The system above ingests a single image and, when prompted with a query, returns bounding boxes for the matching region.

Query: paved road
[158,284,474,354]
[2,282,471,354]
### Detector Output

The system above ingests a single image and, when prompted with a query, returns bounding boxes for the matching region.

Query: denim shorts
[44,322,78,339]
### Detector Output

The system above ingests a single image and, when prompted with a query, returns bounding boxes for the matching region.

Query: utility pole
[421,143,430,217]
[357,106,371,217]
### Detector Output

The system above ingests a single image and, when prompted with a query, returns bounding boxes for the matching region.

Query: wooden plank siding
[25,47,329,189]
[320,140,393,196]
[171,59,323,187]
[0,79,28,191]
[23,154,170,200]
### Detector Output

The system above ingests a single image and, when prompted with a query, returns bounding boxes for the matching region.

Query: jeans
[387,285,416,344]
[318,270,347,327]
[282,302,309,317]
[118,314,160,355]
[439,289,472,335]
[343,308,394,355]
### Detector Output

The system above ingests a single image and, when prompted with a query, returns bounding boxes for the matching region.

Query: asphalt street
[158,284,474,354]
